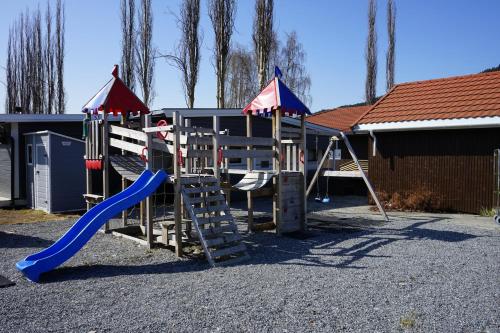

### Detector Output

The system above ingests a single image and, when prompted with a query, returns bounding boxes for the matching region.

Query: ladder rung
[204,233,242,247]
[193,205,227,215]
[188,194,225,204]
[181,176,218,185]
[210,244,246,258]
[197,215,233,225]
[183,186,220,194]
[200,224,236,236]
[216,253,250,266]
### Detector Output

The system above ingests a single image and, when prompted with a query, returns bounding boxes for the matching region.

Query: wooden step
[210,244,246,258]
[197,215,233,226]
[180,176,218,185]
[216,253,250,266]
[199,224,237,236]
[192,205,227,215]
[187,194,225,204]
[183,186,220,194]
[204,233,242,247]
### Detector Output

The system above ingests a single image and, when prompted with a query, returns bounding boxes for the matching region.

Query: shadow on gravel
[41,259,206,283]
[240,216,479,269]
[0,231,53,249]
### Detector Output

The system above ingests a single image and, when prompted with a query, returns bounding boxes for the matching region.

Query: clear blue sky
[1,0,499,114]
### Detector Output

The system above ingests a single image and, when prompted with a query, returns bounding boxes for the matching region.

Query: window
[27,144,33,165]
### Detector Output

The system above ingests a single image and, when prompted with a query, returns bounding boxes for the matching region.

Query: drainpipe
[369,130,377,157]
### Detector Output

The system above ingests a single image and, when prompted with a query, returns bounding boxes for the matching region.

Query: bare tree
[252,0,274,90]
[164,0,201,108]
[55,0,65,113]
[386,0,396,91]
[136,0,155,107]
[45,1,55,114]
[5,27,16,113]
[365,0,377,105]
[120,0,135,90]
[280,31,312,107]
[208,0,236,108]
[225,45,257,108]
[31,7,44,114]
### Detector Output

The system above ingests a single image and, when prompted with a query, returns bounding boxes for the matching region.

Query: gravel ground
[1,197,499,333]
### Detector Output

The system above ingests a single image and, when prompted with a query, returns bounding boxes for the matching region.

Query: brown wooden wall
[368,128,500,214]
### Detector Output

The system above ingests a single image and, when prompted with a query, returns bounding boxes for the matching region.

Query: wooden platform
[109,155,145,181]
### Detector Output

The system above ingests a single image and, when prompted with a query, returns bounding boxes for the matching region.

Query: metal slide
[16,170,167,282]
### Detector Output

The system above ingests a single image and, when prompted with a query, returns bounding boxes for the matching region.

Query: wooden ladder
[180,175,249,267]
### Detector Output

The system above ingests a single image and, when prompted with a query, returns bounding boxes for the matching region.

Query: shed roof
[307,105,370,132]
[357,71,500,125]
[23,130,84,143]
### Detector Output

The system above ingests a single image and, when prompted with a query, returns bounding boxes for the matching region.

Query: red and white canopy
[82,65,149,116]
[242,77,311,117]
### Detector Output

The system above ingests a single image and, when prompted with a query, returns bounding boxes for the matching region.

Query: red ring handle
[217,147,223,166]
[140,147,148,163]
[156,119,168,140]
[299,150,305,164]
[177,148,184,167]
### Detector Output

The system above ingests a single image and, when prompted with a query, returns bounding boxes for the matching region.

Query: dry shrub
[372,188,442,212]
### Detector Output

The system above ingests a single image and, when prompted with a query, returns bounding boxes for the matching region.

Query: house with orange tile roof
[351,71,500,213]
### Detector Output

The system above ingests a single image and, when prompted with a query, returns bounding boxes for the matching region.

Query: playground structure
[81,67,312,266]
[16,65,388,281]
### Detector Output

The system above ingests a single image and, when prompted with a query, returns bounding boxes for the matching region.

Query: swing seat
[232,171,275,191]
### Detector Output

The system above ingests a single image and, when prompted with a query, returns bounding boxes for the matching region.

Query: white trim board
[354,116,500,132]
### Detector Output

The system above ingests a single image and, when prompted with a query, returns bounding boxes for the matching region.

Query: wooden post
[102,112,110,233]
[173,111,183,257]
[120,113,128,227]
[139,114,145,228]
[84,117,92,211]
[274,110,282,234]
[246,113,254,231]
[299,115,307,230]
[184,118,191,232]
[341,131,389,221]
[145,114,154,248]
[213,116,220,183]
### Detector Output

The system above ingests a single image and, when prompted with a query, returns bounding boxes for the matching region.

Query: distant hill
[481,64,500,73]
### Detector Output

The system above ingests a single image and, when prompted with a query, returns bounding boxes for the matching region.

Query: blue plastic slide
[16,169,167,282]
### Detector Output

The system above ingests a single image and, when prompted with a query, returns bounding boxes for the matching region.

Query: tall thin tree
[386,0,396,91]
[208,0,236,108]
[120,0,135,90]
[252,0,274,90]
[45,1,55,114]
[55,0,65,113]
[365,0,377,105]
[136,0,155,107]
[164,0,201,108]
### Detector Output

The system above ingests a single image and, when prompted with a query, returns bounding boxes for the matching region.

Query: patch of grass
[0,208,79,225]
[479,207,496,217]
[399,312,417,329]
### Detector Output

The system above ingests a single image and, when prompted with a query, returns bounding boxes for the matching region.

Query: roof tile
[307,105,370,131]
[357,71,500,124]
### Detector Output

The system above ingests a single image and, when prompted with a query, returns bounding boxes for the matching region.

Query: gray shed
[24,131,86,213]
